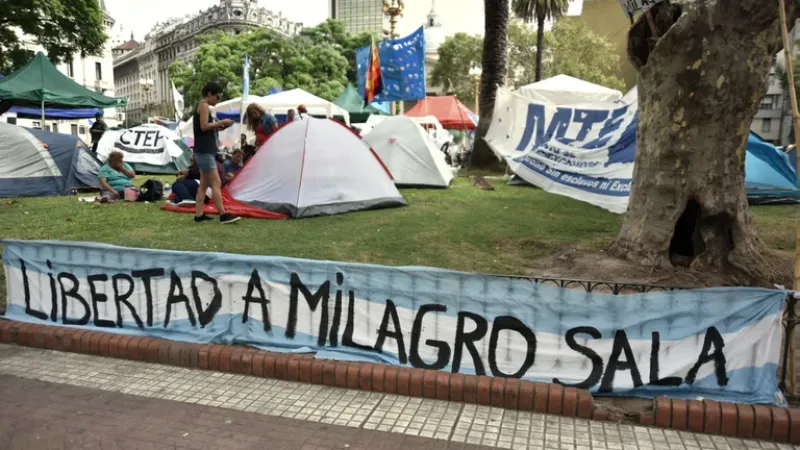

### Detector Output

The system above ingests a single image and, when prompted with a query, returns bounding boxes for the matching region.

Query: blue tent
[0,122,101,197]
[745,132,800,204]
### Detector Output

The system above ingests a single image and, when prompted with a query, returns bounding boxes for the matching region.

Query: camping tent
[0,52,126,119]
[334,84,388,123]
[96,124,192,174]
[226,118,406,218]
[745,132,800,204]
[0,122,100,197]
[363,116,454,188]
[516,74,624,104]
[245,89,350,124]
[405,96,476,130]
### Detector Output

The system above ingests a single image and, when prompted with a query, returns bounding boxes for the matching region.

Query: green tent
[0,52,127,118]
[333,84,387,123]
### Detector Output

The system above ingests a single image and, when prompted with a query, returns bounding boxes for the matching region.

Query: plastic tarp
[9,106,103,119]
[486,87,799,212]
[0,52,126,113]
[224,118,406,218]
[405,96,476,130]
[96,124,191,174]
[362,116,454,188]
[0,122,100,197]
[516,74,624,105]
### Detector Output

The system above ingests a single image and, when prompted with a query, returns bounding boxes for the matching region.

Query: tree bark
[611,0,796,284]
[535,13,545,82]
[471,0,509,169]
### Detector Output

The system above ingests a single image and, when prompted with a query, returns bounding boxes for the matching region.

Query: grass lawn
[0,176,796,304]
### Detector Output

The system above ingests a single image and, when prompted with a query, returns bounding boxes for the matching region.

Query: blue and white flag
[356,27,426,103]
[242,54,250,102]
[2,240,787,405]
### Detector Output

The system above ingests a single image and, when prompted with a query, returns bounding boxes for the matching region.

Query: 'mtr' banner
[485,88,637,213]
[2,240,786,404]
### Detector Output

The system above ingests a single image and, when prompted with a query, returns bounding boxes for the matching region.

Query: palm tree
[512,0,569,81]
[470,0,510,169]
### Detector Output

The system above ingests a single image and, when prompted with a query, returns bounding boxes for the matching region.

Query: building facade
[423,0,445,96]
[2,0,119,143]
[328,0,385,35]
[113,0,302,125]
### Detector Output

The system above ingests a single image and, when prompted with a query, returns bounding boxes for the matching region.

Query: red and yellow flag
[364,37,384,104]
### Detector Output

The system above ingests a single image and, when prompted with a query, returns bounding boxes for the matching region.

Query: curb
[639,397,799,443]
[3,320,800,444]
[0,320,595,420]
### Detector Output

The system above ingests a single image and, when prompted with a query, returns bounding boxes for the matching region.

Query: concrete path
[0,344,790,450]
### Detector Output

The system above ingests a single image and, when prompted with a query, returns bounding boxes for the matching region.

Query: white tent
[516,74,623,104]
[96,124,183,165]
[360,115,451,148]
[244,89,351,124]
[226,118,405,218]
[363,116,454,188]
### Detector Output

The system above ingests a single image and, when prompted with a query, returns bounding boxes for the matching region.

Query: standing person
[296,105,308,120]
[286,109,296,123]
[193,81,240,224]
[90,111,108,153]
[244,104,278,148]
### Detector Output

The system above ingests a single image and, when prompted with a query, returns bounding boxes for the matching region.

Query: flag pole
[777,0,799,395]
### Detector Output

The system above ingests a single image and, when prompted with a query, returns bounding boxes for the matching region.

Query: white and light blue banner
[485,88,637,213]
[2,240,786,404]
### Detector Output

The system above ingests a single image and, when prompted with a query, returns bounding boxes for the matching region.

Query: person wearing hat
[296,104,308,121]
[89,111,108,153]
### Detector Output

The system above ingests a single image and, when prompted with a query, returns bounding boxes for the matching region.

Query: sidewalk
[0,344,791,450]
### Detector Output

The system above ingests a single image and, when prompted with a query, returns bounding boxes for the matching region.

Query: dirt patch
[527,246,794,288]
[593,397,653,424]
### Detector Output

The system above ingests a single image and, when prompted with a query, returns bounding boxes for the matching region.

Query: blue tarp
[9,106,102,119]
[356,27,426,103]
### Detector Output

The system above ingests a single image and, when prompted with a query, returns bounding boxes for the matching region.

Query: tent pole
[40,100,45,130]
[777,0,799,395]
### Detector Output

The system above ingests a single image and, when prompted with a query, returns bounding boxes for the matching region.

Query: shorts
[195,153,217,173]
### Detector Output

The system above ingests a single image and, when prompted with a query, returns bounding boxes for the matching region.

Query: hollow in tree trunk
[471,0,509,169]
[610,0,795,284]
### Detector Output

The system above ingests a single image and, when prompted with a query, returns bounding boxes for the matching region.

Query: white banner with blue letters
[485,88,637,213]
[2,240,786,404]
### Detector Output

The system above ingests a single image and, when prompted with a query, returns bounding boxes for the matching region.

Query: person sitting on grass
[224,149,244,182]
[172,154,226,206]
[98,151,135,203]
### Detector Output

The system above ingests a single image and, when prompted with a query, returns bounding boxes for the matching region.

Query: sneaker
[194,215,213,223]
[219,213,241,224]
[178,200,197,206]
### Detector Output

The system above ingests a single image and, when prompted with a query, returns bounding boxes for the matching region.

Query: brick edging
[639,397,799,443]
[0,320,594,420]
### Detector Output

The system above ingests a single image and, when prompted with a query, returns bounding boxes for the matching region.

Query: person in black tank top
[192,81,241,224]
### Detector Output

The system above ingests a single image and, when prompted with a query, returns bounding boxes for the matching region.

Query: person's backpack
[137,179,163,202]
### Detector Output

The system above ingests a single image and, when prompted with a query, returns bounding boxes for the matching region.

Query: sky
[105,0,584,42]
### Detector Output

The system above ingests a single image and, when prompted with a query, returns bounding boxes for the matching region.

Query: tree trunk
[610,0,795,284]
[535,14,545,82]
[470,0,509,169]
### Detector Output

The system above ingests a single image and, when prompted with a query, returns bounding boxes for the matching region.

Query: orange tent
[404,96,476,130]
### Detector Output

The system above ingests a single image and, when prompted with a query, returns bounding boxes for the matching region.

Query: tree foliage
[170,19,359,110]
[430,33,483,105]
[0,0,107,74]
[511,0,569,81]
[433,18,624,99]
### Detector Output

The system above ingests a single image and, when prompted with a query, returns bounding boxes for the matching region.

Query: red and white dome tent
[163,118,406,219]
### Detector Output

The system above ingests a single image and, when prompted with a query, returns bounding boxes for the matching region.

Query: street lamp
[139,78,155,123]
[468,66,482,114]
[383,0,405,115]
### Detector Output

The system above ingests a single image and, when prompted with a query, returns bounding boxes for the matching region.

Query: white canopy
[244,88,350,124]
[516,74,623,104]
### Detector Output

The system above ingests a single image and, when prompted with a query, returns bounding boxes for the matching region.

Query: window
[71,124,78,135]
[79,126,86,135]
[51,123,58,133]
[32,121,41,129]
[760,96,774,110]
[7,117,16,125]
[762,118,772,133]
[95,62,102,81]
[67,60,74,77]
